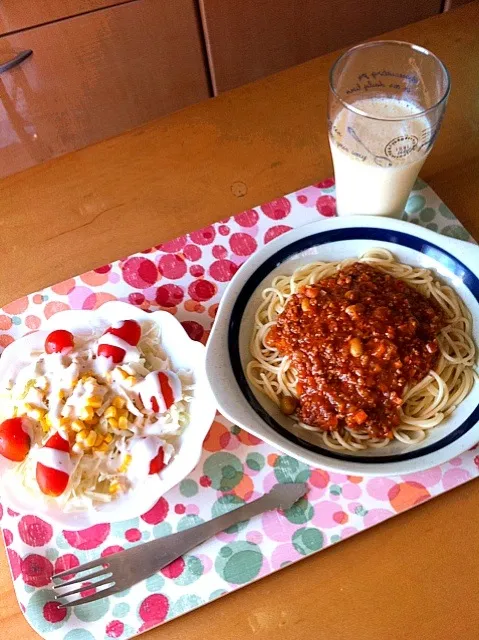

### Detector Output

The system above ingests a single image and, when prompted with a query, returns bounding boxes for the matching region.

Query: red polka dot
[155,284,184,308]
[161,556,185,579]
[142,497,169,525]
[158,254,187,280]
[106,620,125,638]
[3,529,13,546]
[261,197,291,219]
[128,292,145,306]
[183,245,202,261]
[81,582,96,598]
[18,516,53,547]
[235,210,259,227]
[474,455,479,468]
[218,225,230,236]
[94,264,112,274]
[212,245,227,259]
[189,265,205,277]
[7,549,21,580]
[139,594,169,624]
[54,554,80,580]
[190,226,216,245]
[0,504,3,520]
[174,504,186,514]
[264,225,292,244]
[158,236,187,253]
[297,195,308,204]
[316,195,337,217]
[63,524,110,550]
[181,321,204,341]
[21,554,53,587]
[333,511,348,524]
[125,528,142,543]
[188,279,217,302]
[7,508,18,517]
[229,233,257,256]
[102,545,124,557]
[122,257,158,288]
[209,260,238,282]
[310,469,330,488]
[315,177,335,189]
[43,601,67,624]
[199,475,211,487]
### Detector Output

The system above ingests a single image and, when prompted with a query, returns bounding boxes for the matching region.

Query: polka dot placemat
[1,179,477,639]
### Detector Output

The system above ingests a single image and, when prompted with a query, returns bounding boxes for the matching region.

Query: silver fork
[52,482,307,607]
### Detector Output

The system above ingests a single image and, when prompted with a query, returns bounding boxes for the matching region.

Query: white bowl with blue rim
[206,216,479,476]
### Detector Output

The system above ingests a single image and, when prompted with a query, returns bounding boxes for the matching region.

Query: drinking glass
[328,41,450,217]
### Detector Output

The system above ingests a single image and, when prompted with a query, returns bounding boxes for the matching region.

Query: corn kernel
[72,443,82,454]
[119,454,131,473]
[94,432,104,447]
[58,390,64,400]
[104,406,117,419]
[104,433,113,444]
[125,376,137,387]
[79,406,94,421]
[85,431,97,447]
[117,368,129,380]
[40,419,50,433]
[118,416,129,430]
[112,396,126,409]
[86,396,103,408]
[108,417,118,429]
[109,480,120,494]
[97,442,109,453]
[76,429,89,443]
[28,407,46,421]
[71,419,85,432]
[85,416,99,426]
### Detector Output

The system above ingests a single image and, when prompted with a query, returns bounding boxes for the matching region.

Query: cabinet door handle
[0,49,33,74]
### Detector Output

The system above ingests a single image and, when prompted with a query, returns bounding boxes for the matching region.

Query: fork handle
[144,490,281,573]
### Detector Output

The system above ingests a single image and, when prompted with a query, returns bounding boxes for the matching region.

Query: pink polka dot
[94,264,111,274]
[183,245,202,261]
[125,528,142,543]
[3,296,28,315]
[155,284,184,307]
[315,177,335,188]
[122,257,158,288]
[174,504,186,515]
[316,195,336,217]
[261,197,291,220]
[342,483,362,500]
[449,457,463,467]
[25,315,41,330]
[0,504,2,520]
[271,543,299,570]
[44,301,69,319]
[229,233,257,256]
[109,273,120,284]
[43,600,67,624]
[262,510,298,542]
[186,504,199,516]
[442,468,471,491]
[364,508,394,527]
[235,210,259,227]
[18,516,53,547]
[342,526,358,539]
[82,292,117,310]
[8,549,21,580]
[297,195,308,204]
[218,225,230,236]
[106,621,125,638]
[190,226,216,245]
[51,279,75,296]
[102,545,124,557]
[188,279,217,302]
[63,524,110,550]
[3,529,13,546]
[247,531,263,544]
[139,594,169,626]
[403,467,442,488]
[189,265,205,277]
[212,245,227,259]
[7,508,18,517]
[158,254,187,280]
[366,477,397,501]
[209,260,238,282]
[54,554,80,580]
[142,497,169,525]
[312,501,343,528]
[161,557,185,579]
[264,225,292,244]
[181,320,204,341]
[158,236,187,253]
[21,554,53,587]
[129,292,145,306]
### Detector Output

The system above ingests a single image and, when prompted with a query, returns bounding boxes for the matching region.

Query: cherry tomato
[105,320,141,346]
[36,464,69,497]
[97,344,126,364]
[45,329,74,355]
[45,432,70,453]
[0,417,30,462]
[149,446,165,475]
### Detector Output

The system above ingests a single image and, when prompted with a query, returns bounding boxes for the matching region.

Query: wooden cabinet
[199,0,443,93]
[0,0,210,178]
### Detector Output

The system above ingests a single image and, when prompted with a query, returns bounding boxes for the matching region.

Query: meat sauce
[266,263,444,439]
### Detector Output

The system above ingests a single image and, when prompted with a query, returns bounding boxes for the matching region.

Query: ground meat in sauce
[266,262,445,439]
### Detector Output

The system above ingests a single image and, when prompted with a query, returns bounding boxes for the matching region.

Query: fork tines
[52,560,116,608]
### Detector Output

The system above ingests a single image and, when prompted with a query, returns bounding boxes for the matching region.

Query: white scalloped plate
[0,301,216,529]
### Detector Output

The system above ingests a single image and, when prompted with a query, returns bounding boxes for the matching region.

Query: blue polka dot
[12,317,21,325]
[64,631,95,640]
[145,573,165,592]
[112,602,130,617]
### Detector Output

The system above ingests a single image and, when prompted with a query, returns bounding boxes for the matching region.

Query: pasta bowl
[206,216,479,476]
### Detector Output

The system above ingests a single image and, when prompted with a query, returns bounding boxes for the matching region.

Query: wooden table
[1,3,478,638]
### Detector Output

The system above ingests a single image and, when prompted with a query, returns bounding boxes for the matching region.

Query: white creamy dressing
[138,371,182,413]
[125,436,173,483]
[34,446,74,475]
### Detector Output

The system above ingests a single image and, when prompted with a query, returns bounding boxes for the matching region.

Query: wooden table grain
[1,3,479,638]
